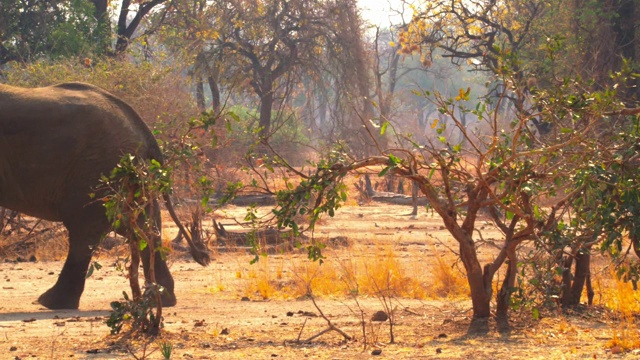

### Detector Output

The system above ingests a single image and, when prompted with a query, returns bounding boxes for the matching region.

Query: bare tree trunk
[259,80,274,140]
[410,181,418,217]
[208,76,220,111]
[195,76,205,112]
[560,254,574,307]
[496,249,517,319]
[128,235,142,302]
[459,237,492,318]
[569,248,591,305]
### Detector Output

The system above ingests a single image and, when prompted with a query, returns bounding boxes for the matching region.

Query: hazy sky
[358,0,411,27]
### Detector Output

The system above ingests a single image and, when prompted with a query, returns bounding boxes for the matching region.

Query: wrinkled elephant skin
[0,82,181,309]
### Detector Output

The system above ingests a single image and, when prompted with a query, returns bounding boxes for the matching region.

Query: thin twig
[301,289,352,343]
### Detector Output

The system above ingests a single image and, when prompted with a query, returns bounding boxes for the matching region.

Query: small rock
[297,310,317,317]
[9,346,17,351]
[611,346,623,354]
[286,311,294,317]
[437,333,447,338]
[371,349,382,356]
[371,311,388,322]
[436,348,442,354]
[241,296,250,301]
[220,328,229,335]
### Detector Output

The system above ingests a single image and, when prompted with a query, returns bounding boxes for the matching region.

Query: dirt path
[0,204,635,359]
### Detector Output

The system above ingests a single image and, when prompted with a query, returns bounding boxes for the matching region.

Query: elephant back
[0,82,163,222]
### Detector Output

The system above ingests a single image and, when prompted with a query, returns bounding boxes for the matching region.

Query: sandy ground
[0,204,637,359]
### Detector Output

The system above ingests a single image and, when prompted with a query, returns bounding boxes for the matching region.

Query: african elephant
[0,82,210,309]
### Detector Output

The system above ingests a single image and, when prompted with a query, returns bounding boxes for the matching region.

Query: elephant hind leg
[141,243,176,307]
[37,227,98,309]
[128,199,177,307]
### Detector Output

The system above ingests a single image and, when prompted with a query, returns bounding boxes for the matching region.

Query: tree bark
[259,80,274,140]
[195,76,205,111]
[569,248,592,305]
[496,248,517,319]
[560,254,574,307]
[115,0,167,54]
[459,234,491,318]
[208,76,220,111]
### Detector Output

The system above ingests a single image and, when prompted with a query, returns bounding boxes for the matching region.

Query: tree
[0,0,106,65]
[0,0,171,65]
[157,0,381,157]
[90,0,169,55]
[268,33,632,325]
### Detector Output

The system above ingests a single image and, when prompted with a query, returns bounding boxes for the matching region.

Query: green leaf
[388,153,401,165]
[560,127,573,134]
[378,166,390,177]
[506,211,514,220]
[380,121,389,135]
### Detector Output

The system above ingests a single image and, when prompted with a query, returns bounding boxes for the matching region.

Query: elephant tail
[163,193,211,266]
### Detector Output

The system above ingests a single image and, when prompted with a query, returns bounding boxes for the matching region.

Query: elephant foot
[160,290,177,307]
[37,288,81,309]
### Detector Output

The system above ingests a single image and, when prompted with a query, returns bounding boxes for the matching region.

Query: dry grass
[234,240,471,302]
[0,220,68,261]
[592,267,640,351]
[428,250,470,298]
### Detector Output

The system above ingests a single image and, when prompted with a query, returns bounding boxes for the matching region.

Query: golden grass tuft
[427,251,469,298]
[593,268,640,351]
[359,247,428,299]
[233,243,469,301]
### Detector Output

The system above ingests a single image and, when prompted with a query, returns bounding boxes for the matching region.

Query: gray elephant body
[0,82,195,309]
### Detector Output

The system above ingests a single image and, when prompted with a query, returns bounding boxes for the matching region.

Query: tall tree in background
[0,0,107,65]
[90,0,168,55]
[158,0,378,155]
[0,0,169,65]
[213,0,370,144]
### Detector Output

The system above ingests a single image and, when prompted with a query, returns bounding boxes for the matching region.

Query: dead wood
[355,174,428,207]
[211,219,306,253]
